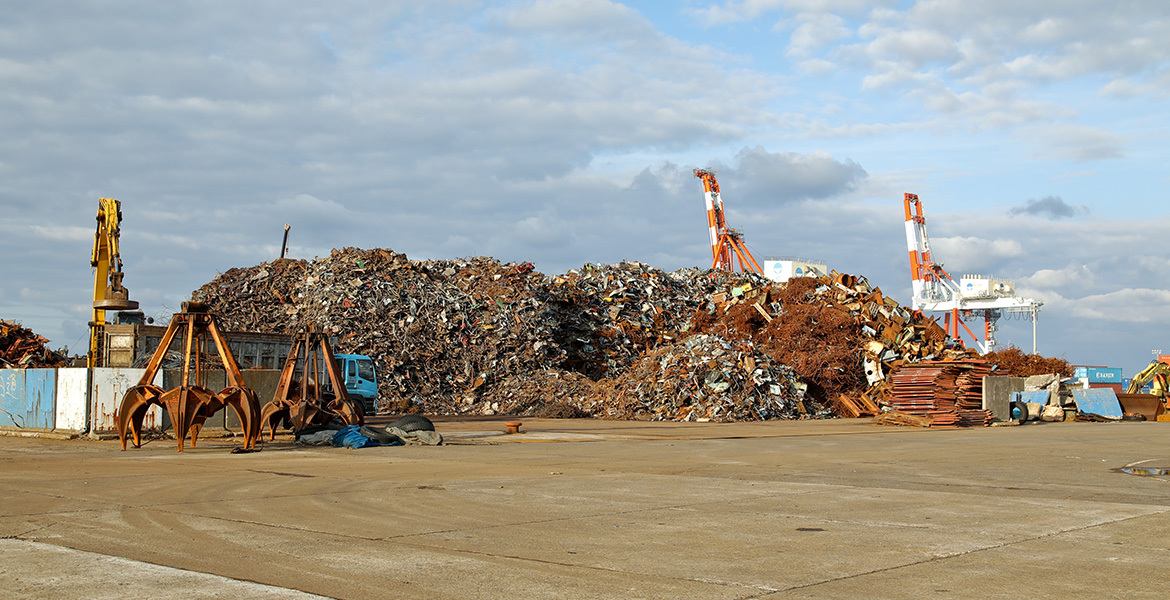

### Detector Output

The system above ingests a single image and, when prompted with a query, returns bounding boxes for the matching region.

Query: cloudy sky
[2,1,1167,379]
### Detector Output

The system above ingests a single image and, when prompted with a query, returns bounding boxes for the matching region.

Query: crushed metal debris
[186,247,1019,425]
[0,320,67,369]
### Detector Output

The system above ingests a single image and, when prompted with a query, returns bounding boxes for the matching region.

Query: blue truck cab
[334,354,378,414]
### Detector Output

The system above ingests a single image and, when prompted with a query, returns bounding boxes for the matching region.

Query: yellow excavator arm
[89,198,138,368]
[1126,360,1170,397]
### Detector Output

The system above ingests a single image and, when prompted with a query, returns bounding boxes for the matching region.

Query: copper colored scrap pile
[983,346,1074,378]
[686,271,973,410]
[582,334,812,422]
[885,360,993,427]
[805,272,974,369]
[0,319,66,368]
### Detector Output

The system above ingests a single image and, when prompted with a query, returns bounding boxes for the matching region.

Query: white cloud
[1021,264,1095,290]
[1070,288,1170,323]
[695,0,879,25]
[785,13,851,59]
[1025,124,1126,162]
[501,0,645,39]
[28,225,92,242]
[930,236,1024,273]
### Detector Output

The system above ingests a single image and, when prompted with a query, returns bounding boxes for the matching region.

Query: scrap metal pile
[583,334,812,421]
[0,319,67,368]
[191,247,994,423]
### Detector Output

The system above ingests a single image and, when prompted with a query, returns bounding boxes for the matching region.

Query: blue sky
[1,1,1168,376]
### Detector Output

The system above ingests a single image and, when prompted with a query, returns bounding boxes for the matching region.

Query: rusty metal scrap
[882,360,993,427]
[582,334,812,422]
[117,302,262,451]
[188,247,999,421]
[261,326,364,438]
[0,320,67,368]
[192,249,764,417]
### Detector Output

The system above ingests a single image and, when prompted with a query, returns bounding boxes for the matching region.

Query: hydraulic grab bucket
[116,302,262,452]
[260,326,364,439]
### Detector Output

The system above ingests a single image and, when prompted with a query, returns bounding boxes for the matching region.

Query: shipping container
[1072,366,1123,383]
[1087,382,1123,394]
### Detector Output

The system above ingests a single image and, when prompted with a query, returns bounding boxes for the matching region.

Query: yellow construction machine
[1120,360,1170,420]
[1126,360,1170,397]
[89,198,139,368]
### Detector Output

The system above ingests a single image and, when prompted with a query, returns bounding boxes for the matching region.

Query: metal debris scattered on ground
[0,319,67,368]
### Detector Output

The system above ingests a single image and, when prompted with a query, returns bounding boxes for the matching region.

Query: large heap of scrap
[192,248,762,417]
[191,247,1009,423]
[583,334,811,421]
[0,319,67,368]
[982,346,1073,378]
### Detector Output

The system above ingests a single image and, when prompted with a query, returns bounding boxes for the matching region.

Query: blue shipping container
[1073,366,1123,383]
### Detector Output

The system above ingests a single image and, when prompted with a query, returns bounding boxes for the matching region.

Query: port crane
[903,193,1041,354]
[694,168,763,274]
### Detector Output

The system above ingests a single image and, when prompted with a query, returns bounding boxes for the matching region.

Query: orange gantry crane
[694,168,763,274]
[902,192,1042,353]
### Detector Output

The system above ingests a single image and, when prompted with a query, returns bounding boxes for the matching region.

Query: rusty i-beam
[116,302,262,451]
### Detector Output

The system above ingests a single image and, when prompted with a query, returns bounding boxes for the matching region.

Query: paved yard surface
[2,417,1169,599]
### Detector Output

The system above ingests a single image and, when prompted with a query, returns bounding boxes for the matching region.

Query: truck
[334,353,379,414]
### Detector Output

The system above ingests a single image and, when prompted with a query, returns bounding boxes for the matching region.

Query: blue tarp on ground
[332,425,380,448]
[1072,388,1123,420]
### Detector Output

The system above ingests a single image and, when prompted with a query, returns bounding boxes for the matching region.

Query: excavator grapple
[116,302,262,451]
[261,326,364,439]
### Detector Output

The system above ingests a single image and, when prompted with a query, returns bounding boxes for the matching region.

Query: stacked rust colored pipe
[884,360,993,427]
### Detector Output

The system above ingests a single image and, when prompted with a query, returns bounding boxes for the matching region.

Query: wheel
[391,414,435,432]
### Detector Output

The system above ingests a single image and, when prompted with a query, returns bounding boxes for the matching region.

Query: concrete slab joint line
[4,421,1170,599]
[0,539,333,599]
[772,510,1170,595]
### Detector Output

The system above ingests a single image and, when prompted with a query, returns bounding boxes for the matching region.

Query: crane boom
[694,168,763,274]
[901,193,1042,354]
[89,198,138,369]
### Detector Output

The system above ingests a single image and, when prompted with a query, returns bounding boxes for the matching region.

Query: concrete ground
[2,417,1169,599]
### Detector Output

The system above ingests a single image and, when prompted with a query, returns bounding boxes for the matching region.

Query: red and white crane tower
[903,193,1042,354]
[694,168,763,274]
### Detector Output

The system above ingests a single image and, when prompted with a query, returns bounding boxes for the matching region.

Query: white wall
[55,369,88,431]
[90,368,163,433]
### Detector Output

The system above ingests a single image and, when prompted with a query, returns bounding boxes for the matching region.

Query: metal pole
[1032,305,1038,354]
[280,224,290,259]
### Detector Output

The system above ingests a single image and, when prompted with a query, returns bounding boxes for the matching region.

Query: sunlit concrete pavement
[2,417,1169,599]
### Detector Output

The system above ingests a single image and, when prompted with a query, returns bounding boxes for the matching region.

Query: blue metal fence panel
[24,369,57,429]
[1072,388,1122,419]
[0,369,57,429]
[0,370,26,427]
[1011,390,1051,405]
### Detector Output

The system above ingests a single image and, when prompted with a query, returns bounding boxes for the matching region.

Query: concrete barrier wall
[0,367,279,435]
[91,368,163,433]
[160,369,282,430]
[983,376,1026,421]
[55,369,89,431]
[0,369,56,429]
